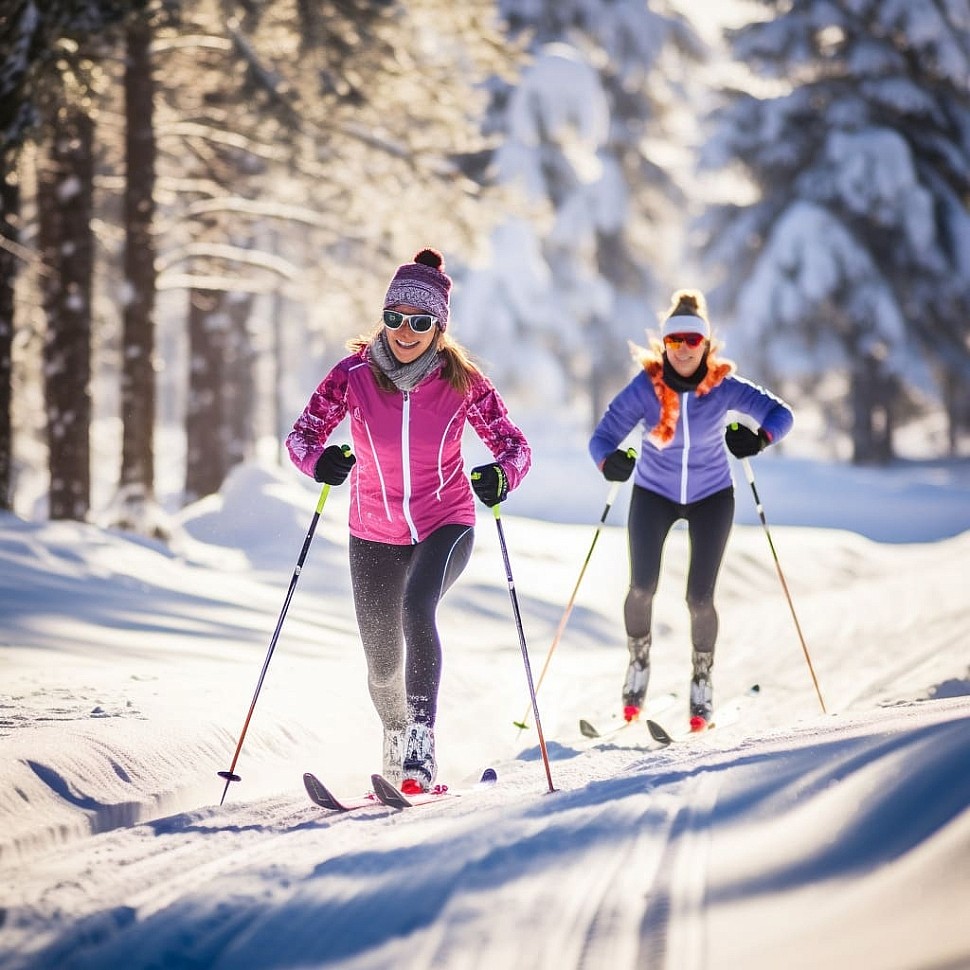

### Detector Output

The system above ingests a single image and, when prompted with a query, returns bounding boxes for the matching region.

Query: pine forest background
[2,0,969,533]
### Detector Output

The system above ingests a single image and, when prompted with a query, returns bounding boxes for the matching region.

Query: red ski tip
[689,716,708,733]
[400,779,425,796]
[623,705,641,723]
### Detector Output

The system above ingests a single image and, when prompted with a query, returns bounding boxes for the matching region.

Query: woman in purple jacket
[589,289,793,729]
[287,249,531,792]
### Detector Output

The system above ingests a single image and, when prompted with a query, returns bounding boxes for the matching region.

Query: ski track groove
[401,783,676,970]
[571,791,681,970]
[640,772,721,970]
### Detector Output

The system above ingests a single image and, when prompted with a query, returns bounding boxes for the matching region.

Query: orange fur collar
[642,355,734,449]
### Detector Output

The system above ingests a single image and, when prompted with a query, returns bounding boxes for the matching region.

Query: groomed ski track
[3,697,968,970]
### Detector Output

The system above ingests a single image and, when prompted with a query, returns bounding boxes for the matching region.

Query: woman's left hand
[470,464,508,507]
[725,424,770,458]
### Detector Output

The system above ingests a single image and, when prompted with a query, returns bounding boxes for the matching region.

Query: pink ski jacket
[286,350,531,545]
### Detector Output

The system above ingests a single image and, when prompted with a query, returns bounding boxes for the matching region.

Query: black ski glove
[725,423,770,459]
[600,448,636,482]
[314,444,356,485]
[470,463,508,507]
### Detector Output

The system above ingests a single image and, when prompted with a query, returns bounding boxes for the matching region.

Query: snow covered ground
[1,445,969,970]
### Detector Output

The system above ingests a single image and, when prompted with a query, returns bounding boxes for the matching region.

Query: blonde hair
[348,326,481,395]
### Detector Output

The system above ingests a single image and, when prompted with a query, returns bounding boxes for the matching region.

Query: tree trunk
[942,370,970,456]
[0,157,18,512]
[184,288,228,502]
[850,351,895,465]
[38,110,95,521]
[119,16,157,512]
[223,291,256,472]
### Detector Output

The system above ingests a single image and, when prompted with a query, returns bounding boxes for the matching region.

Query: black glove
[601,449,636,482]
[313,444,356,485]
[470,463,508,507]
[725,424,770,459]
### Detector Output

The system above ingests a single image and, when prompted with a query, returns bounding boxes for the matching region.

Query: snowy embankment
[1,459,969,969]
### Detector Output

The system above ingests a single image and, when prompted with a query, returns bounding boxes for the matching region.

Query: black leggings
[349,524,474,730]
[624,485,734,658]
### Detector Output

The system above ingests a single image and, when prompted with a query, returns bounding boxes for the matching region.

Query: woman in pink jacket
[287,249,531,793]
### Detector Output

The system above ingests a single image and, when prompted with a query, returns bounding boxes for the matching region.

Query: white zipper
[680,392,690,504]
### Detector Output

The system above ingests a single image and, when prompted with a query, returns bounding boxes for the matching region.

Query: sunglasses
[664,333,706,349]
[383,310,438,334]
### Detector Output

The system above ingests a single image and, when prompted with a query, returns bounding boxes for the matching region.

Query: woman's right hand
[600,449,636,482]
[314,445,356,485]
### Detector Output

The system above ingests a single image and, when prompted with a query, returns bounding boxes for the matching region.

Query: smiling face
[384,303,439,363]
[663,333,708,378]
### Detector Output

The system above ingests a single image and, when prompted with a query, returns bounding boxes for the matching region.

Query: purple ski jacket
[589,355,793,505]
[287,350,531,545]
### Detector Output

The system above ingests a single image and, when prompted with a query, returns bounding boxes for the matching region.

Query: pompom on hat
[383,248,452,331]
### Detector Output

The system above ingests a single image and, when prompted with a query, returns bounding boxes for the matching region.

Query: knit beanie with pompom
[383,248,453,331]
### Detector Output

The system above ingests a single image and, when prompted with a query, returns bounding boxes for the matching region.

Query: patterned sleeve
[465,374,532,492]
[285,361,351,478]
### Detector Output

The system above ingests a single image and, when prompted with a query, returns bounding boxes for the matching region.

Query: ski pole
[489,504,557,793]
[217,451,347,804]
[735,441,826,713]
[513,458,633,731]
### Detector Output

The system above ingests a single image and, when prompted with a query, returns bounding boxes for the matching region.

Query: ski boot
[689,649,714,732]
[621,635,651,722]
[401,722,436,795]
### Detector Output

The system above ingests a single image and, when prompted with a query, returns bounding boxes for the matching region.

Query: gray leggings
[349,524,474,730]
[624,484,734,658]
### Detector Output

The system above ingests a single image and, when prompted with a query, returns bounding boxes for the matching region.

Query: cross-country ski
[303,769,498,813]
[371,768,498,809]
[646,684,762,744]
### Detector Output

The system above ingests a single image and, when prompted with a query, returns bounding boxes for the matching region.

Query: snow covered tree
[144,0,518,504]
[455,0,703,425]
[0,0,150,519]
[699,0,970,462]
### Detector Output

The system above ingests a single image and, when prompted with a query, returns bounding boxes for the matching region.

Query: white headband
[662,314,710,339]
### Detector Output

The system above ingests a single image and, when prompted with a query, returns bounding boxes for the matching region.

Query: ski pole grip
[313,444,352,511]
[727,424,756,484]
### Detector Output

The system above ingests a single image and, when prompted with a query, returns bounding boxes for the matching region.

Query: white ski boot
[690,650,714,731]
[401,722,436,794]
[622,635,651,722]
